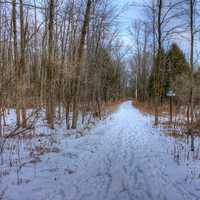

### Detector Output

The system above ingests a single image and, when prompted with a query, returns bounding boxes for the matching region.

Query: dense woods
[0,0,127,132]
[0,0,199,135]
[129,0,200,130]
[0,0,199,136]
[1,1,200,199]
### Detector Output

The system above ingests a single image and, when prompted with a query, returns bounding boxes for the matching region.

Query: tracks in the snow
[5,101,200,200]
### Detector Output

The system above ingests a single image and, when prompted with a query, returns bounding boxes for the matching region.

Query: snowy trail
[3,101,200,200]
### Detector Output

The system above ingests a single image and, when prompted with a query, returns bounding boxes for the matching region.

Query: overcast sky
[113,0,193,60]
[110,0,143,57]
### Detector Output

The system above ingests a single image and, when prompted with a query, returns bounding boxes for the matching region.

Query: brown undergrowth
[103,99,132,113]
[132,100,200,136]
[132,100,169,116]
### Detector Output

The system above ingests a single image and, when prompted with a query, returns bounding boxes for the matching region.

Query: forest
[0,0,199,133]
[129,0,200,130]
[0,0,128,132]
[0,0,200,199]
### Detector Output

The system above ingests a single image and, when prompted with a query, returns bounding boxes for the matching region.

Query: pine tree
[166,43,189,82]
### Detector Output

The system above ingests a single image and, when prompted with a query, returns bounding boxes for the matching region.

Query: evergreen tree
[166,43,189,83]
[148,43,189,101]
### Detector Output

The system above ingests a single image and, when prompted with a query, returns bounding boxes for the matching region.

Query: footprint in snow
[63,152,78,159]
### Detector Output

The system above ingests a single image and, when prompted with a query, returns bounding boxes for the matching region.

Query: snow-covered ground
[1,101,200,200]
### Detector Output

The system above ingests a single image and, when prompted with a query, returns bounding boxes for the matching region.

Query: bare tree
[188,0,195,126]
[71,0,92,129]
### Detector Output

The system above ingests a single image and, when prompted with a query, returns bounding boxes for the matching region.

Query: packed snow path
[3,101,200,200]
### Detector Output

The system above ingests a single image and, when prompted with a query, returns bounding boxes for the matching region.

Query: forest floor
[1,101,200,200]
[132,100,200,135]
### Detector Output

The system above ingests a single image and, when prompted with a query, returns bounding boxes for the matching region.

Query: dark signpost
[166,90,176,123]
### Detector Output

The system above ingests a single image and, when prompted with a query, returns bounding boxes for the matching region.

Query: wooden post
[170,96,172,123]
[167,90,175,124]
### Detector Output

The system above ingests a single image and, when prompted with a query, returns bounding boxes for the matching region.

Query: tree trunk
[189,0,194,126]
[19,0,26,128]
[155,0,162,125]
[71,0,92,129]
[12,0,20,127]
[46,0,55,129]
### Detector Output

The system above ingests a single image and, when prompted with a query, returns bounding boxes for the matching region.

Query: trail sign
[166,90,175,123]
[166,90,176,97]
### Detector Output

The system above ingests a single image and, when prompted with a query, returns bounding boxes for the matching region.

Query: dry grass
[132,100,169,116]
[164,130,186,138]
[29,145,60,158]
[103,99,132,113]
[132,99,200,136]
